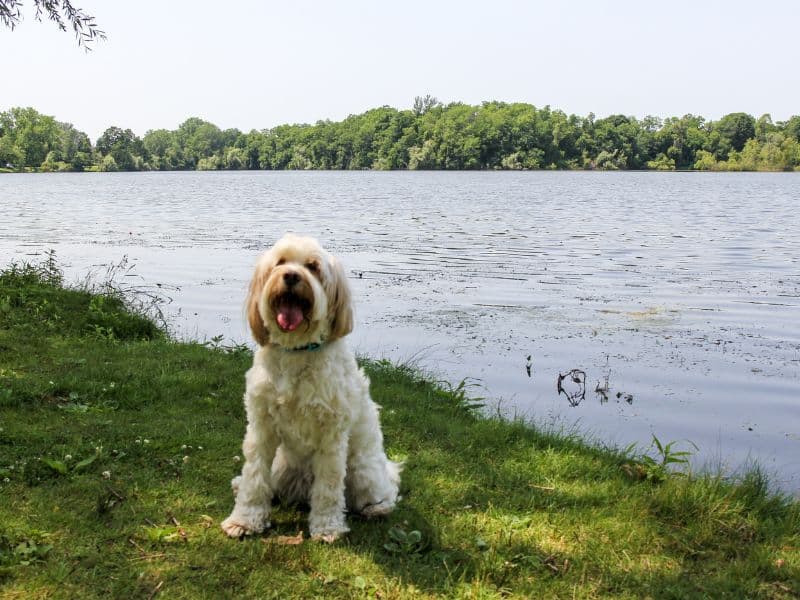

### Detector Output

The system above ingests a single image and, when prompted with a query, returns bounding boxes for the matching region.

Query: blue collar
[281,341,324,353]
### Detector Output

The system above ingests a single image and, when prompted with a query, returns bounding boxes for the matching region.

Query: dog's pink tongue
[276,302,304,332]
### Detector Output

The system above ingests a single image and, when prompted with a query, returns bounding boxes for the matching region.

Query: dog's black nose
[283,271,300,287]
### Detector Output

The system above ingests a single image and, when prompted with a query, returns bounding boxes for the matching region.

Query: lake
[1,171,798,492]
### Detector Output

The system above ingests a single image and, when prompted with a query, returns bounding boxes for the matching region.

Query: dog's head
[246,234,353,348]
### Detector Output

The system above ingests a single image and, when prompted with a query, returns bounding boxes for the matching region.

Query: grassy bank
[1,260,798,599]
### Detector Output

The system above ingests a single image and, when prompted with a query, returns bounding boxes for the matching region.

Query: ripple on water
[1,171,799,492]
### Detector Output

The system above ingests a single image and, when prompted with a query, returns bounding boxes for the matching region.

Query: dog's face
[246,234,353,348]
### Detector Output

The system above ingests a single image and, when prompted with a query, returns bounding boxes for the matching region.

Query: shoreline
[3,167,800,174]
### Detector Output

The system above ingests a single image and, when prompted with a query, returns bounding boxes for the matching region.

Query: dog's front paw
[221,513,270,538]
[309,517,349,543]
[311,532,342,544]
[310,527,349,543]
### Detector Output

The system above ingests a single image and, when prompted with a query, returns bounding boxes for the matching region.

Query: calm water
[1,171,798,492]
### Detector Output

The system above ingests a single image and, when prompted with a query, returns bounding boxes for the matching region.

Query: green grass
[0,260,798,599]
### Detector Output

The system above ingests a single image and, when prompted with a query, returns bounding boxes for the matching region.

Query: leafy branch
[0,0,105,49]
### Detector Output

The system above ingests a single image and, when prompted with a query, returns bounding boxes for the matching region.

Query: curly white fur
[221,234,401,542]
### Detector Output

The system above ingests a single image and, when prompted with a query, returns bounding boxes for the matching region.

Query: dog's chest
[265,371,346,451]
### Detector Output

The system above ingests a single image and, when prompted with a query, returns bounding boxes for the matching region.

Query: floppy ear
[246,261,271,346]
[326,255,353,340]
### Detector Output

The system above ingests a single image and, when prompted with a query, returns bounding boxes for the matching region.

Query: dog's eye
[305,261,319,273]
[276,257,286,266]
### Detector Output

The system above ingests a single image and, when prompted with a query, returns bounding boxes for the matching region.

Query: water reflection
[557,369,586,407]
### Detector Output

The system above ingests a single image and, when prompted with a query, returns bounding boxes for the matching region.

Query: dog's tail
[386,457,403,489]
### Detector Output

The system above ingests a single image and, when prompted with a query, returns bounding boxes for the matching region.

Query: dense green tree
[412,95,442,116]
[782,116,800,141]
[0,107,61,168]
[58,122,92,170]
[224,147,246,170]
[713,112,756,157]
[755,113,777,142]
[174,118,227,169]
[655,114,710,169]
[693,150,718,171]
[96,126,145,171]
[240,129,267,169]
[582,115,639,169]
[99,154,118,172]
[0,135,24,168]
[142,128,179,170]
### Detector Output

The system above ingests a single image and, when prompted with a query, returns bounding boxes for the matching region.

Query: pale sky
[2,0,798,142]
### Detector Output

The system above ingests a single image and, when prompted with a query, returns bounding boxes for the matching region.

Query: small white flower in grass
[143,439,150,445]
[102,471,111,480]
[197,446,203,451]
[181,445,187,450]
[3,478,10,483]
[135,438,142,444]
[64,454,73,461]
[182,456,190,464]
[233,455,241,462]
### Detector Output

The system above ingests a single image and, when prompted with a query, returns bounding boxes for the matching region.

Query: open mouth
[274,292,311,332]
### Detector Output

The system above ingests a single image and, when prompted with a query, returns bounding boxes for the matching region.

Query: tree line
[2,99,800,173]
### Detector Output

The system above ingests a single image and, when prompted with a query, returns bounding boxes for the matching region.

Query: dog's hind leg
[346,455,402,517]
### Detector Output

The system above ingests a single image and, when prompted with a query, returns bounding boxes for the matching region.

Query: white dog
[221,234,401,542]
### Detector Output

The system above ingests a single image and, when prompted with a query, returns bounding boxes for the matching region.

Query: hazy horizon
[3,0,798,141]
